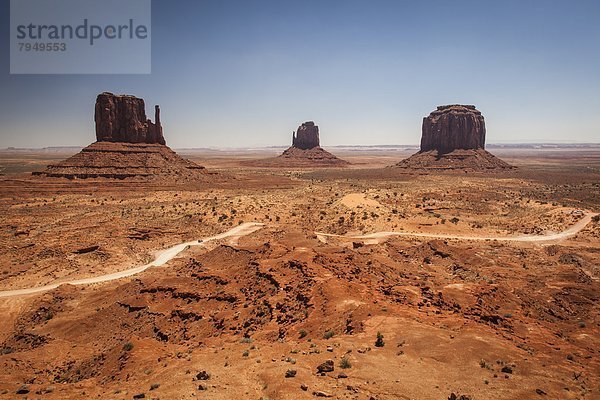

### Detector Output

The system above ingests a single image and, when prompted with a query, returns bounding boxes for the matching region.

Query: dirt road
[1,211,596,299]
[0,222,264,299]
[316,211,597,244]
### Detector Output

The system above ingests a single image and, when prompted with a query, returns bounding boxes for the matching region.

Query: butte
[393,105,513,172]
[34,92,206,180]
[248,121,348,167]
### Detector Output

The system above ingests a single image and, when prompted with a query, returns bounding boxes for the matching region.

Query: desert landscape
[0,92,598,400]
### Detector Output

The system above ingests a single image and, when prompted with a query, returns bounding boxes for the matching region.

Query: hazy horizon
[1,0,599,148]
[4,141,600,152]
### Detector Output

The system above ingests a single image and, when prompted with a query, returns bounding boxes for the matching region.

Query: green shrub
[339,356,352,369]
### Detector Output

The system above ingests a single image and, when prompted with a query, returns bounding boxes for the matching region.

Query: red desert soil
[0,149,598,399]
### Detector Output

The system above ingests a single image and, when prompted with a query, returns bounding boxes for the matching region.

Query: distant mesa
[246,121,348,167]
[34,92,206,180]
[393,105,513,171]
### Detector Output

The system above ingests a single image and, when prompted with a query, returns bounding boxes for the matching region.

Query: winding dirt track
[0,211,596,299]
[316,212,597,244]
[0,222,264,299]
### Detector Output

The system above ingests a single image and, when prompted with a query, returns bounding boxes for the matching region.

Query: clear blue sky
[1,0,599,148]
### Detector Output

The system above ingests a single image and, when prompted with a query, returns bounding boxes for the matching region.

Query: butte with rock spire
[34,92,206,180]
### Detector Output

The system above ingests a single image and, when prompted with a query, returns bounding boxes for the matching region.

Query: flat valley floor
[0,148,598,399]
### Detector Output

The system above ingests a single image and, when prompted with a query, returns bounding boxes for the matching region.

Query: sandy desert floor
[0,148,598,399]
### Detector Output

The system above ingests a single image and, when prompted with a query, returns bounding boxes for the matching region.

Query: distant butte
[394,105,513,171]
[247,121,348,167]
[34,92,206,180]
[292,121,320,150]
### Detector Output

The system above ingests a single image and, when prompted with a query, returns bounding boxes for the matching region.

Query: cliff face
[94,92,165,145]
[292,121,320,150]
[420,105,485,154]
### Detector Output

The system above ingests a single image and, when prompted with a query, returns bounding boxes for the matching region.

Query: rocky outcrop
[95,92,165,145]
[34,92,206,180]
[393,105,513,172]
[292,121,320,150]
[420,105,485,154]
[244,121,348,167]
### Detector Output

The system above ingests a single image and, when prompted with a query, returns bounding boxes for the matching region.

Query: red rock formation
[35,92,206,179]
[94,92,165,145]
[393,105,513,172]
[292,121,320,150]
[244,121,348,167]
[35,142,205,179]
[420,105,485,154]
[394,148,513,171]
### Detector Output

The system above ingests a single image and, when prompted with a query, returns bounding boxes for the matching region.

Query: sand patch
[337,193,382,209]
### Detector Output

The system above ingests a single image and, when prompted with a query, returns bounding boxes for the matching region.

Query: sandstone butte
[394,105,513,171]
[247,121,349,167]
[34,92,206,180]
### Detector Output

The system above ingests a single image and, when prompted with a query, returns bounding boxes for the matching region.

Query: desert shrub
[339,356,352,369]
[375,332,384,347]
[323,330,335,340]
